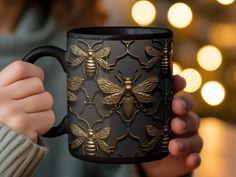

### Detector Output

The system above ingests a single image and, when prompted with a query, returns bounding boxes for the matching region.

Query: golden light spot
[167,3,192,28]
[201,81,225,106]
[182,68,202,93]
[197,45,222,71]
[173,62,182,76]
[216,0,235,5]
[131,1,156,26]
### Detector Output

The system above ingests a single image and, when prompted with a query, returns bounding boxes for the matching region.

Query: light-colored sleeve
[0,123,48,177]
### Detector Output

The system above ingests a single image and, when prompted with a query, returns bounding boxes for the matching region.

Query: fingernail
[193,154,201,167]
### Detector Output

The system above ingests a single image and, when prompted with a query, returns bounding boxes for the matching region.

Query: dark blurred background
[102,0,236,125]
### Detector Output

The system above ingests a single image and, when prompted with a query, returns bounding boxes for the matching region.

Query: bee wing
[142,137,160,152]
[134,92,154,103]
[95,139,112,153]
[146,125,161,137]
[95,58,111,70]
[133,76,159,93]
[68,76,83,91]
[70,124,88,138]
[67,76,83,91]
[146,46,161,57]
[145,56,161,69]
[93,47,110,58]
[97,78,124,94]
[68,57,85,67]
[68,90,77,102]
[70,45,88,57]
[93,127,111,140]
[70,137,85,149]
[103,92,124,105]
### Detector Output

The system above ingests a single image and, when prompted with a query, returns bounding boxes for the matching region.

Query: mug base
[69,150,169,164]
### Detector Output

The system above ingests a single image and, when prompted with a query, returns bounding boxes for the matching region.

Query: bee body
[145,40,173,75]
[70,125,112,156]
[161,125,170,153]
[123,96,134,118]
[122,79,135,118]
[84,139,97,156]
[84,57,97,79]
[98,76,159,119]
[160,48,171,75]
[70,45,111,80]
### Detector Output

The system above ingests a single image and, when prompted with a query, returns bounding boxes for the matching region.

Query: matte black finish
[68,26,173,40]
[22,46,67,72]
[22,27,173,164]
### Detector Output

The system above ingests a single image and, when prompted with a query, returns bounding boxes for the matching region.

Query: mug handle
[22,46,68,137]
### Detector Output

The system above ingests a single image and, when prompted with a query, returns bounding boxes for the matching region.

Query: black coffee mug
[23,27,173,164]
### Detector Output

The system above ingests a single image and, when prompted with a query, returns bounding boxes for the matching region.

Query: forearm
[0,123,47,177]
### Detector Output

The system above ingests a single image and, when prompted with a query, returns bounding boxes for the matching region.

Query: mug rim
[67,26,172,40]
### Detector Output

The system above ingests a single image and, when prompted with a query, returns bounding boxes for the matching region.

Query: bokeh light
[197,45,222,71]
[216,0,235,5]
[173,62,182,76]
[167,3,193,28]
[131,0,156,26]
[182,68,202,93]
[201,81,225,106]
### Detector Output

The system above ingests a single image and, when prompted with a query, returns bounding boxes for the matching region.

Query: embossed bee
[143,40,173,75]
[70,124,113,156]
[142,125,164,152]
[160,125,171,153]
[67,76,83,102]
[143,46,162,70]
[97,73,159,119]
[69,44,112,79]
[159,40,173,75]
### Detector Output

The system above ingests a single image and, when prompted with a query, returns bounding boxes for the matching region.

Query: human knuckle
[189,112,200,128]
[44,92,53,107]
[46,110,55,127]
[0,89,8,103]
[37,67,44,80]
[197,134,203,151]
[0,103,14,119]
[12,61,28,76]
[8,115,28,132]
[31,111,54,136]
[32,77,44,92]
[185,94,194,107]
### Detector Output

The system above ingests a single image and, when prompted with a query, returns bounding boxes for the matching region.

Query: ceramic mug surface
[23,27,173,164]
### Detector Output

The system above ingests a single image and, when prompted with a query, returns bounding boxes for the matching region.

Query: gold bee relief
[69,44,112,79]
[143,46,162,70]
[70,124,113,156]
[67,76,83,102]
[144,40,173,75]
[160,125,171,153]
[97,75,159,118]
[142,125,163,152]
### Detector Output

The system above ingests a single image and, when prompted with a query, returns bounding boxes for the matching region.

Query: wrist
[0,120,39,143]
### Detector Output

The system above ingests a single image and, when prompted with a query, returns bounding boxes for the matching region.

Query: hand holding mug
[0,61,55,143]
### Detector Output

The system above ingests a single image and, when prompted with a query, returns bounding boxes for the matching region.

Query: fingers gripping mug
[23,27,173,164]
